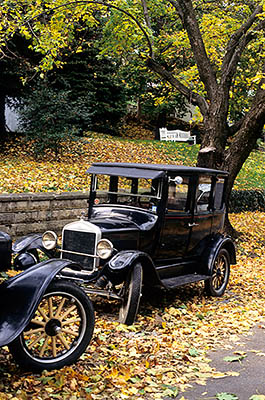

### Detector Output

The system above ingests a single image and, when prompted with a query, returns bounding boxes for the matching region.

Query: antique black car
[17,163,236,325]
[0,231,94,372]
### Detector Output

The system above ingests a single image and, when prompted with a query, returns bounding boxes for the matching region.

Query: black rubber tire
[118,263,143,325]
[204,248,230,296]
[8,280,94,372]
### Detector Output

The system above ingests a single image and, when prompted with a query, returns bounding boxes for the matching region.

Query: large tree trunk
[197,113,228,170]
[145,0,265,236]
[196,90,265,236]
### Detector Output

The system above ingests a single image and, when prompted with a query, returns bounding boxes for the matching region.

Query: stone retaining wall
[0,192,90,238]
[1,189,263,239]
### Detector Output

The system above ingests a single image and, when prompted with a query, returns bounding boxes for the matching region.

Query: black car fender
[104,250,160,286]
[0,258,82,347]
[12,234,57,269]
[13,233,56,258]
[12,233,43,254]
[201,234,236,275]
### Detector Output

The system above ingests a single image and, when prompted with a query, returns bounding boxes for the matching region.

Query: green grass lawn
[147,139,265,190]
[0,136,264,193]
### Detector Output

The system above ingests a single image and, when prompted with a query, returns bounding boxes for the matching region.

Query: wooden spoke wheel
[9,281,94,372]
[205,248,230,297]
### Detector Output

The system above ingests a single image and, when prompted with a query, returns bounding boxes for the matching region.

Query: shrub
[15,82,92,156]
[229,189,265,213]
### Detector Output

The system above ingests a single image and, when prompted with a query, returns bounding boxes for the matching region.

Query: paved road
[181,323,265,400]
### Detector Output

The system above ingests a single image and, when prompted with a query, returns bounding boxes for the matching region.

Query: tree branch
[11,0,155,58]
[221,5,262,85]
[167,0,218,100]
[140,0,154,58]
[147,57,208,115]
[225,62,265,168]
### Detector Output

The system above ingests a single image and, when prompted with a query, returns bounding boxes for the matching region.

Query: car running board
[161,274,210,290]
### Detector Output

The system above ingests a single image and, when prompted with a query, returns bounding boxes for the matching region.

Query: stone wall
[0,192,90,238]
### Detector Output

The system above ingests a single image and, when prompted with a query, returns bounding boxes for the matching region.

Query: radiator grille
[62,230,96,270]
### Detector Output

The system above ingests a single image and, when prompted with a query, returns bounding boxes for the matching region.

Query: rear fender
[104,250,160,285]
[201,234,236,275]
[0,258,82,347]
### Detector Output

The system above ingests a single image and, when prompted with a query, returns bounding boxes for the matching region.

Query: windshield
[91,174,162,213]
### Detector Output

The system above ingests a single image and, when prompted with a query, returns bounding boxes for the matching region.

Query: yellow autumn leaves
[0,212,265,399]
[1,135,264,194]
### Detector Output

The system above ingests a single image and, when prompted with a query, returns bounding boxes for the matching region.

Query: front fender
[12,233,43,253]
[0,258,81,347]
[104,250,159,285]
[12,233,56,260]
[201,234,236,275]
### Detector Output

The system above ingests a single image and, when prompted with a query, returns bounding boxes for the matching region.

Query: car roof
[87,162,228,179]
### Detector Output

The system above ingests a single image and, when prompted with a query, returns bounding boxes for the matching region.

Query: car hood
[90,216,139,232]
[90,206,158,231]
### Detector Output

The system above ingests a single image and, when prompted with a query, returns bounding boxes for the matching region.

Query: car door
[187,174,214,255]
[156,175,193,261]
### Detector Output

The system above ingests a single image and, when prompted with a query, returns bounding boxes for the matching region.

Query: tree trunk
[155,111,167,140]
[195,89,265,236]
[136,98,141,120]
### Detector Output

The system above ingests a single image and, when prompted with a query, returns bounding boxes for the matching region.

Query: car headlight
[96,239,113,259]
[42,231,58,250]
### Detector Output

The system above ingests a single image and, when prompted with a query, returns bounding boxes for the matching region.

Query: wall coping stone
[0,191,90,202]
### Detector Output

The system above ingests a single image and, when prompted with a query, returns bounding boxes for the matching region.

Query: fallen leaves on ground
[0,212,264,399]
[119,121,154,140]
[0,136,196,193]
[216,394,239,400]
[1,134,263,193]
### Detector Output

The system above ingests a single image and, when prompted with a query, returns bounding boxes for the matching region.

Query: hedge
[229,189,265,213]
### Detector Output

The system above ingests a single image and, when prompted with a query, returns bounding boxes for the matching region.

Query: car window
[92,174,161,212]
[196,176,212,212]
[167,177,190,213]
[214,177,225,210]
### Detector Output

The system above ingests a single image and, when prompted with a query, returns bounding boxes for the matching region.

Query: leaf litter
[0,139,265,398]
[0,211,263,399]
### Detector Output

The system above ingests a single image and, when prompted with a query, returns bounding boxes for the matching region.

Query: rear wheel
[118,263,143,325]
[9,281,94,372]
[205,248,230,296]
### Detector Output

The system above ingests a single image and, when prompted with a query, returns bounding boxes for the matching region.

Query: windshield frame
[88,174,163,216]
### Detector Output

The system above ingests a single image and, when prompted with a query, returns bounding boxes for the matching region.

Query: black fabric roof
[87,163,228,178]
[87,165,166,179]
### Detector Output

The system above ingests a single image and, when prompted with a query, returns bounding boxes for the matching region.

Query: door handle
[188,222,199,227]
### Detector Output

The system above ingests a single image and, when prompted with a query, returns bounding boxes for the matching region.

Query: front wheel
[9,281,94,372]
[204,248,230,296]
[118,263,143,325]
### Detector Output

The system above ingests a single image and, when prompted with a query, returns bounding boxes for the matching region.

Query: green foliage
[1,0,265,123]
[12,30,128,152]
[216,394,239,400]
[15,81,91,155]
[229,190,265,213]
[2,0,264,132]
[137,81,187,120]
[51,43,128,135]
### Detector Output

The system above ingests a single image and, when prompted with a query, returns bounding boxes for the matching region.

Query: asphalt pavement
[181,323,265,400]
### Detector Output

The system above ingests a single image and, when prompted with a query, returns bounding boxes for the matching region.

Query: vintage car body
[18,163,236,325]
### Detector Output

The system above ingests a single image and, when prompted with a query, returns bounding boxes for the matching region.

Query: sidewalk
[181,323,265,400]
